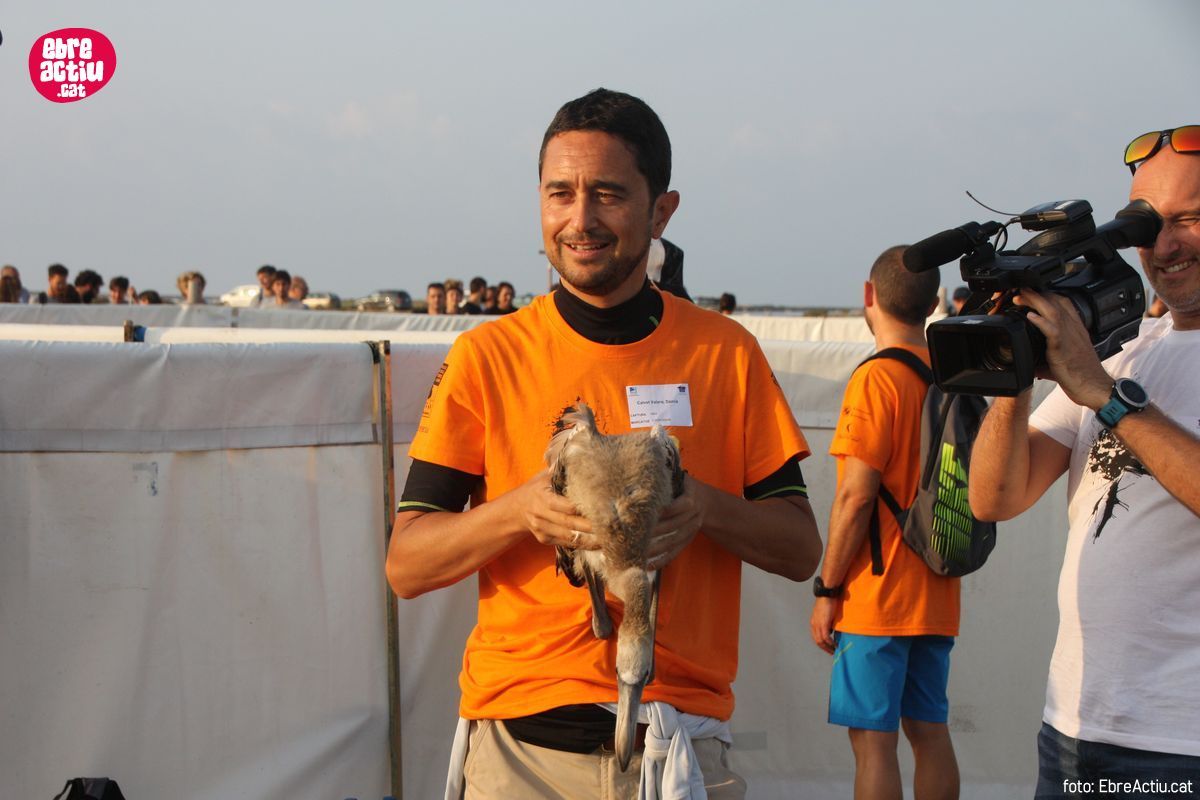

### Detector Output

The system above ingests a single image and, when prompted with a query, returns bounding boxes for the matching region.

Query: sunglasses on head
[1124,125,1200,174]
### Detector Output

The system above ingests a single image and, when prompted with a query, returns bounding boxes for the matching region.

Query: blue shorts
[828,632,954,732]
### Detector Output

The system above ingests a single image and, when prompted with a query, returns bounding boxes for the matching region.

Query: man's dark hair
[870,245,940,326]
[110,276,130,291]
[257,264,276,278]
[539,88,672,199]
[272,269,291,285]
[718,293,737,313]
[138,290,162,304]
[48,263,68,279]
[74,269,103,290]
[427,282,445,292]
[469,276,487,294]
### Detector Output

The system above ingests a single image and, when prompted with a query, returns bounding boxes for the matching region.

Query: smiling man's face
[1131,147,1200,327]
[540,130,677,308]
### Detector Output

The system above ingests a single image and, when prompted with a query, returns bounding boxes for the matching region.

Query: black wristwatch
[1096,378,1149,429]
[813,576,843,598]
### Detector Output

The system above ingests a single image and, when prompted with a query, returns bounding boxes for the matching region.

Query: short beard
[551,236,651,298]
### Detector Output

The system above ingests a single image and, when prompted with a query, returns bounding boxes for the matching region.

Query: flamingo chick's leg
[580,558,613,640]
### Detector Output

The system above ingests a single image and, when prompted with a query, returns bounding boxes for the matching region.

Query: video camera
[904,199,1162,396]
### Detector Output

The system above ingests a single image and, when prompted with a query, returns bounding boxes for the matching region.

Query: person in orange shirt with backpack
[809,245,959,800]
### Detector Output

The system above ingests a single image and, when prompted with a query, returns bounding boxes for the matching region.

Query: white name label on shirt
[626,383,693,428]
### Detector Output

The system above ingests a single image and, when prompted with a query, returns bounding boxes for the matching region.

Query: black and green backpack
[860,348,997,577]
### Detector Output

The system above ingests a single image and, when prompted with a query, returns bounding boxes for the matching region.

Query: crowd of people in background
[1,262,189,307]
[2,262,1174,324]
[250,265,307,309]
[0,262,525,313]
[423,276,518,315]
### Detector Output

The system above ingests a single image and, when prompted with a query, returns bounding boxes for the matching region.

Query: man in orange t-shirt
[809,245,960,800]
[386,89,822,799]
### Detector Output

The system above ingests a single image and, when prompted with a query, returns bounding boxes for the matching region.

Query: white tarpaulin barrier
[733,314,873,344]
[0,341,391,800]
[0,341,378,453]
[0,326,457,444]
[1,302,883,342]
[0,323,460,346]
[0,303,491,332]
[1,326,1067,799]
[0,323,128,342]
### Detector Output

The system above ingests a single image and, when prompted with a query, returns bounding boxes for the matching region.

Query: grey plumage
[545,402,683,771]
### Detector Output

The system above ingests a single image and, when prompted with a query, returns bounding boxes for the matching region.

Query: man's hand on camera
[1013,289,1113,410]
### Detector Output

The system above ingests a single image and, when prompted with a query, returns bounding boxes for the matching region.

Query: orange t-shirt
[409,289,810,720]
[828,346,960,636]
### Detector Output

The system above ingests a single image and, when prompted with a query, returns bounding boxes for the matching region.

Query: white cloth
[443,702,731,800]
[444,716,471,800]
[646,238,665,283]
[624,701,732,800]
[1030,316,1200,756]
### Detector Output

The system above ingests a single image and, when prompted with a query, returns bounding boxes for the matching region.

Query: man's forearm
[387,470,599,599]
[969,393,1034,520]
[386,499,527,599]
[1101,405,1200,516]
[693,483,821,581]
[818,490,876,587]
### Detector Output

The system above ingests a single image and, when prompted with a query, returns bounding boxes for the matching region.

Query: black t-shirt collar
[551,279,664,345]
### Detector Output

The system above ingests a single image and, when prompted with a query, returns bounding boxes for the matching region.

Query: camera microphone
[1098,199,1162,250]
[903,221,1003,273]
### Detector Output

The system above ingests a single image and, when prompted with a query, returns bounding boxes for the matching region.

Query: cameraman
[970,135,1200,797]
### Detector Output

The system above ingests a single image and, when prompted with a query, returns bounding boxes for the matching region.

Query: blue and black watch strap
[1096,378,1149,429]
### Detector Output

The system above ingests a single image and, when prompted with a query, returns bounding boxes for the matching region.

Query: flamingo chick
[545,402,683,771]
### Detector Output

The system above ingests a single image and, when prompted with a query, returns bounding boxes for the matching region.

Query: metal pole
[371,341,403,799]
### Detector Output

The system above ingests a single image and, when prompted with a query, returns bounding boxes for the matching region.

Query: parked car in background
[301,292,341,311]
[356,290,411,312]
[220,284,262,307]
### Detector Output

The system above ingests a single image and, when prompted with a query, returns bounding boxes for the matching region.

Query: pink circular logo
[29,28,117,103]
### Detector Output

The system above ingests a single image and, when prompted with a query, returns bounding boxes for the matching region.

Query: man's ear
[651,190,681,238]
[863,281,875,309]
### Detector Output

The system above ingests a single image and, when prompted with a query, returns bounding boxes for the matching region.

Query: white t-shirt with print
[1030,315,1200,756]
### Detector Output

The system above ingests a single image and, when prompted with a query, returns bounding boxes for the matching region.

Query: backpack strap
[867,483,910,575]
[867,506,883,576]
[854,348,931,575]
[859,347,934,385]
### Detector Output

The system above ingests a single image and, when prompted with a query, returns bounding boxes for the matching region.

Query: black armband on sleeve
[398,459,481,514]
[744,456,808,501]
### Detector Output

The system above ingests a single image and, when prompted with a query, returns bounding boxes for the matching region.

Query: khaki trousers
[462,718,747,800]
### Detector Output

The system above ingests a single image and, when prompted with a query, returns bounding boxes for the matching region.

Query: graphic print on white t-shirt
[1081,409,1151,541]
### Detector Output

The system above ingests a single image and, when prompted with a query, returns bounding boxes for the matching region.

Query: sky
[1,1,1197,306]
